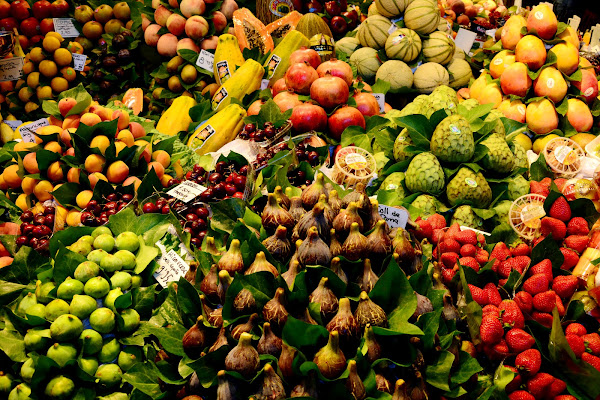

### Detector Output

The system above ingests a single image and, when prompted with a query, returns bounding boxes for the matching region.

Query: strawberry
[499,278,508,286]
[414,219,433,241]
[554,396,577,400]
[475,248,489,265]
[565,322,587,336]
[583,352,600,372]
[563,235,589,254]
[526,372,555,399]
[532,236,545,248]
[530,180,550,197]
[559,247,579,270]
[554,178,567,192]
[552,275,579,299]
[533,290,557,313]
[540,177,552,186]
[566,334,585,358]
[546,377,567,398]
[540,217,567,241]
[469,284,489,306]
[431,229,444,245]
[549,196,571,222]
[523,273,550,295]
[511,243,531,257]
[583,333,600,355]
[482,304,500,317]
[460,243,477,257]
[426,213,446,230]
[485,282,502,306]
[444,223,461,241]
[505,328,535,353]
[455,229,478,246]
[514,291,533,314]
[440,238,461,254]
[480,314,504,345]
[441,267,456,284]
[491,339,511,359]
[477,233,486,247]
[515,348,541,376]
[500,299,525,329]
[458,256,480,272]
[567,217,590,236]
[441,252,460,269]
[499,256,531,278]
[555,295,565,316]
[504,365,522,393]
[529,259,553,283]
[508,390,534,400]
[491,242,511,263]
[531,311,553,328]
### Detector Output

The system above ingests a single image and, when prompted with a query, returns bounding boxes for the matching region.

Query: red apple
[290,103,328,133]
[50,0,69,17]
[10,0,30,20]
[327,106,365,140]
[0,17,18,31]
[19,17,40,37]
[0,1,10,19]
[29,34,43,45]
[32,0,52,19]
[39,17,53,34]
[17,34,29,49]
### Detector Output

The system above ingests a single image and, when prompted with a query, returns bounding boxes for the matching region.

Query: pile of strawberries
[565,322,600,374]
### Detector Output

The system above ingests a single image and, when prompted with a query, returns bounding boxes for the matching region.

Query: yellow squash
[213,34,246,86]
[211,59,264,112]
[187,103,246,155]
[156,96,197,136]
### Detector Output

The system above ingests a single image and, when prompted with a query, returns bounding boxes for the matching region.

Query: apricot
[23,152,40,174]
[116,130,134,147]
[0,175,6,191]
[84,154,106,174]
[129,122,145,139]
[532,67,567,104]
[500,62,531,97]
[111,110,130,131]
[66,209,82,227]
[80,112,102,126]
[515,35,546,70]
[152,150,170,168]
[123,176,141,191]
[90,135,110,155]
[147,161,164,179]
[88,172,107,189]
[67,168,80,184]
[91,106,112,121]
[115,141,127,156]
[573,68,599,103]
[60,129,72,147]
[14,142,37,152]
[489,50,515,79]
[566,98,593,133]
[500,15,526,50]
[166,13,185,36]
[527,3,557,40]
[157,33,178,57]
[38,125,62,136]
[549,42,579,76]
[161,174,173,187]
[3,165,22,189]
[526,98,558,135]
[58,97,77,117]
[21,176,38,195]
[47,161,64,181]
[15,194,30,211]
[33,180,54,202]
[76,190,93,209]
[136,140,151,163]
[44,141,62,154]
[49,116,63,127]
[62,115,80,130]
[106,161,129,184]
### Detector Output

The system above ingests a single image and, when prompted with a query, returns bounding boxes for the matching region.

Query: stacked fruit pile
[440,0,508,31]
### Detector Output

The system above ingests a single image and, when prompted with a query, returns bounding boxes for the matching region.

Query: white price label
[460,226,490,236]
[72,53,87,71]
[0,57,23,82]
[260,79,270,90]
[485,29,497,37]
[53,18,79,38]
[378,205,409,229]
[454,28,478,54]
[153,249,190,288]
[4,120,21,130]
[372,93,385,113]
[167,180,207,203]
[388,23,398,35]
[196,49,214,72]
[19,118,49,143]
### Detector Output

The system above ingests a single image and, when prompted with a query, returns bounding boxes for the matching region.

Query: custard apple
[405,152,445,194]
[430,114,475,163]
[446,167,492,208]
[381,172,406,199]
[451,205,484,229]
[460,98,480,111]
[510,141,528,170]
[484,109,505,136]
[492,200,512,225]
[507,174,529,201]
[399,95,433,117]
[393,128,413,161]
[480,133,514,174]
[429,86,459,116]
[411,194,438,216]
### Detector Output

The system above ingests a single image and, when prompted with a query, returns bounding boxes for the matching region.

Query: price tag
[4,120,21,130]
[378,204,409,229]
[196,49,214,72]
[460,226,490,236]
[167,180,207,203]
[153,249,190,288]
[454,28,477,54]
[260,79,270,90]
[72,53,87,71]
[19,118,49,143]
[53,18,79,38]
[0,57,23,82]
[485,29,497,37]
[372,93,385,113]
[388,23,398,34]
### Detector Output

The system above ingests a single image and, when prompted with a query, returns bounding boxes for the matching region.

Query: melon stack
[337,0,474,93]
[468,4,599,141]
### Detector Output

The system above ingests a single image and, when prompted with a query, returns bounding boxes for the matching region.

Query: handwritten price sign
[0,57,23,82]
[196,50,214,72]
[153,249,190,288]
[167,180,207,203]
[53,18,80,38]
[378,205,409,229]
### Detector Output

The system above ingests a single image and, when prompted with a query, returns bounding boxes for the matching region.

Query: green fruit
[507,175,529,201]
[20,358,34,383]
[446,167,492,208]
[104,288,123,311]
[8,383,31,400]
[87,249,109,265]
[17,293,37,316]
[35,281,55,304]
[80,329,103,355]
[398,94,433,117]
[84,276,110,298]
[92,226,112,238]
[99,338,121,364]
[131,275,142,289]
[89,308,115,333]
[78,235,95,246]
[56,277,84,300]
[106,393,129,400]
[69,294,97,319]
[93,234,115,252]
[50,314,84,341]
[117,309,140,333]
[510,141,528,170]
[95,363,123,388]
[24,327,51,352]
[460,98,480,111]
[492,200,512,226]
[114,250,136,270]
[110,271,132,290]
[480,133,514,174]
[46,343,77,367]
[451,205,483,229]
[45,299,70,321]
[411,194,438,216]
[25,303,46,322]
[100,254,123,273]
[429,85,459,115]
[44,375,75,399]
[69,241,92,257]
[74,261,100,282]
[118,347,142,371]
[380,172,406,198]
[405,152,445,194]
[0,372,13,393]
[78,357,99,376]
[484,109,505,136]
[430,114,474,163]
[393,129,413,162]
[115,231,139,252]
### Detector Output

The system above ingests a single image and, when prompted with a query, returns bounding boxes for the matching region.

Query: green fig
[114,250,136,270]
[115,231,139,252]
[99,338,121,364]
[89,308,115,333]
[69,294,97,319]
[95,363,122,388]
[47,343,77,367]
[8,383,32,400]
[131,275,142,289]
[56,277,84,300]
[80,329,103,355]
[35,281,55,304]
[92,226,112,238]
[100,254,123,273]
[44,375,75,399]
[19,358,34,383]
[117,309,140,333]
[84,276,110,298]
[104,288,123,311]
[118,347,142,371]
[110,271,132,290]
[17,293,37,316]
[50,314,83,341]
[78,235,95,246]
[74,261,100,282]
[93,234,115,252]
[87,249,108,265]
[25,303,46,322]
[78,357,99,376]
[24,327,51,351]
[0,371,13,393]
[69,241,92,257]
[45,299,70,321]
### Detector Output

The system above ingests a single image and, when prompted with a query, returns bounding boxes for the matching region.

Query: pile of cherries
[16,206,55,254]
[81,193,135,227]
[184,161,249,201]
[254,140,321,170]
[238,122,285,143]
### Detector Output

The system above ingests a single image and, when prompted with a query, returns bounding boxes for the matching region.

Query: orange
[21,176,38,195]
[42,36,60,53]
[60,67,76,82]
[26,72,40,89]
[39,60,58,78]
[53,48,72,67]
[22,61,35,75]
[3,165,22,188]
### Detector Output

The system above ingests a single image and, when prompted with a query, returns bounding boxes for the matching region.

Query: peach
[44,141,62,154]
[558,26,579,48]
[515,35,546,71]
[154,5,172,27]
[500,62,531,97]
[147,161,164,179]
[136,140,151,163]
[90,135,110,155]
[157,33,179,57]
[65,147,75,157]
[23,152,39,174]
[60,129,72,146]
[84,154,105,173]
[33,180,53,202]
[3,165,21,189]
[58,97,77,117]
[47,161,64,181]
[169,0,179,7]
[533,67,567,103]
[574,69,599,103]
[67,167,80,183]
[66,209,82,227]
[91,105,112,121]
[116,129,135,147]
[566,98,593,133]
[152,150,171,168]
[141,14,151,31]
[80,112,102,126]
[501,15,526,50]
[220,0,238,19]
[166,13,186,36]
[177,38,200,54]
[211,11,226,33]
[527,3,557,40]
[0,175,6,190]
[489,50,515,79]
[180,0,205,18]
[123,176,141,191]
[144,24,161,47]
[457,87,470,101]
[152,0,161,8]
[549,42,579,76]
[526,98,558,134]
[129,122,146,139]
[76,190,93,208]
[111,109,130,131]
[106,161,129,183]
[200,35,218,50]
[49,115,63,127]
[185,15,209,40]
[88,172,107,189]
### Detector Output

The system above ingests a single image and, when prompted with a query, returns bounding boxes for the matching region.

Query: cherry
[244,123,256,133]
[16,236,29,246]
[143,202,158,213]
[21,210,34,222]
[161,205,170,214]
[122,194,134,202]
[186,213,198,222]
[208,172,223,184]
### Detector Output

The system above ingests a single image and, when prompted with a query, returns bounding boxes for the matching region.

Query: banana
[211,59,264,112]
[264,30,310,85]
[213,34,245,86]
[187,104,246,155]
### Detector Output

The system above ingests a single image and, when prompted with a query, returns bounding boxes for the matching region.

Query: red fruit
[460,243,477,257]
[316,58,353,86]
[352,92,380,117]
[327,106,365,141]
[290,103,328,133]
[500,299,525,329]
[563,235,589,254]
[511,243,531,257]
[554,178,567,192]
[530,180,550,197]
[582,352,600,372]
[19,17,39,37]
[289,47,321,69]
[469,284,489,306]
[529,259,553,283]
[431,228,444,245]
[413,219,433,241]
[459,256,479,271]
[480,315,504,345]
[552,275,578,299]
[485,283,502,306]
[546,378,567,398]
[51,0,69,17]
[549,196,572,222]
[440,238,461,254]
[559,247,579,270]
[508,391,535,400]
[498,256,531,278]
[491,339,511,359]
[583,333,600,355]
[567,217,589,236]
[514,291,533,314]
[565,322,587,336]
[426,213,446,230]
[531,311,553,328]
[526,372,555,399]
[441,252,460,269]
[515,348,542,376]
[454,229,478,246]
[482,304,499,317]
[441,267,456,284]
[555,294,565,316]
[285,62,318,94]
[540,177,552,186]
[532,290,557,313]
[540,217,567,241]
[310,76,349,109]
[499,278,508,286]
[11,0,30,20]
[566,334,585,357]
[490,242,511,270]
[32,0,51,19]
[477,233,486,247]
[523,273,549,295]
[506,328,535,352]
[475,248,489,265]
[555,396,577,400]
[532,236,545,248]
[443,223,461,241]
[504,365,522,393]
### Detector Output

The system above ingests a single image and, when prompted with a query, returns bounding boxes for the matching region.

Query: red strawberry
[582,352,600,372]
[567,217,590,236]
[533,290,557,313]
[531,311,553,328]
[426,213,446,230]
[431,228,445,245]
[477,233,486,247]
[491,242,511,263]
[526,372,555,399]
[444,223,461,241]
[499,256,531,278]
[440,238,461,254]
[491,339,511,359]
[506,328,535,353]
[523,274,550,296]
[554,178,567,192]
[458,256,480,272]
[508,390,534,400]
[530,180,550,197]
[566,334,585,358]
[504,365,522,393]
[441,267,456,284]
[540,217,567,241]
[515,348,542,376]
[500,299,525,329]
[547,377,567,398]
[514,291,533,314]
[565,322,587,336]
[555,294,565,316]
[480,314,504,345]
[499,278,508,286]
[511,243,531,257]
[549,196,572,222]
[485,282,502,306]
[414,219,433,241]
[540,177,552,186]
[475,248,489,265]
[552,275,579,299]
[559,247,579,270]
[482,304,499,317]
[441,252,460,269]
[460,243,477,257]
[583,333,600,355]
[455,229,478,246]
[529,259,553,283]
[563,235,589,254]
[532,236,545,248]
[469,284,489,306]
[554,396,577,400]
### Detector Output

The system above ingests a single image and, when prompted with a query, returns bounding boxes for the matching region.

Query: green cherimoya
[430,114,474,163]
[405,152,445,195]
[446,167,492,208]
[510,141,528,170]
[393,129,413,161]
[411,194,438,216]
[398,95,433,117]
[507,174,529,201]
[484,109,506,136]
[492,200,512,226]
[460,98,480,111]
[451,205,484,229]
[381,172,406,197]
[429,86,459,116]
[480,133,514,174]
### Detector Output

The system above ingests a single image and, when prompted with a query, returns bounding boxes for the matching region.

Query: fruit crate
[332,146,377,188]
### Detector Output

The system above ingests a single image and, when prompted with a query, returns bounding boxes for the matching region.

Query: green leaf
[417,308,443,351]
[210,198,250,234]
[222,271,276,323]
[282,316,329,350]
[53,243,88,283]
[393,114,433,150]
[425,351,454,391]
[531,235,564,270]
[341,125,371,152]
[0,322,26,362]
[135,236,159,274]
[529,153,554,181]
[450,351,483,386]
[57,83,93,117]
[369,258,416,317]
[0,245,49,285]
[122,361,164,398]
[184,346,229,388]
[371,79,391,95]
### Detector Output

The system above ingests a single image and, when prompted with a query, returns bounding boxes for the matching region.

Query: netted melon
[385,28,422,63]
[375,0,411,17]
[357,15,392,50]
[404,0,441,34]
[447,59,473,89]
[350,47,382,82]
[413,62,449,93]
[335,37,361,57]
[453,47,466,60]
[368,2,381,16]
[376,60,413,91]
[422,31,456,65]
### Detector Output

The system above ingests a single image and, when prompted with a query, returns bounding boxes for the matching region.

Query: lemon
[42,36,61,53]
[514,133,532,152]
[532,134,559,154]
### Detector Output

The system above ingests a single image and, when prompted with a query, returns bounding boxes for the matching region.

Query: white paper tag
[72,53,87,71]
[460,226,490,236]
[260,79,270,90]
[167,180,207,203]
[53,18,79,38]
[4,120,21,130]
[372,93,385,113]
[378,204,409,229]
[388,23,398,34]
[454,28,478,54]
[153,249,190,288]
[19,118,49,143]
[485,29,497,37]
[196,49,214,72]
[0,57,23,82]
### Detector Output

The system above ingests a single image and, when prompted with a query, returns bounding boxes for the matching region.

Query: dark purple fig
[288,196,306,223]
[376,373,392,394]
[363,324,381,363]
[392,379,408,400]
[301,173,327,210]
[358,259,378,293]
[262,288,288,332]
[328,190,342,215]
[290,371,319,398]
[333,202,363,240]
[278,342,297,379]
[209,326,228,353]
[233,289,256,314]
[231,313,259,340]
[309,277,338,322]
[257,322,282,357]
[354,291,387,329]
[326,298,359,353]
[216,370,237,400]
[341,222,367,261]
[200,264,224,303]
[224,332,259,378]
[262,194,294,232]
[218,240,244,274]
[273,186,290,210]
[282,260,301,289]
[245,252,278,276]
[366,220,392,264]
[297,226,332,267]
[253,363,285,400]
[292,202,330,243]
[262,227,292,264]
[182,316,207,359]
[329,256,347,285]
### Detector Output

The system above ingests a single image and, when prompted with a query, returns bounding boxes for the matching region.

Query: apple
[39,17,53,34]
[30,34,43,45]
[17,34,28,49]
[51,0,69,17]
[32,0,51,19]
[19,17,40,37]
[74,4,93,24]
[10,0,30,20]
[113,2,131,21]
[0,17,18,31]
[94,4,113,24]
[0,1,9,19]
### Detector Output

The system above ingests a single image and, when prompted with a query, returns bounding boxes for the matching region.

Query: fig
[341,222,368,261]
[326,297,359,352]
[298,308,318,325]
[282,259,301,289]
[56,277,84,301]
[328,190,342,215]
[89,307,116,333]
[288,196,306,223]
[205,237,221,256]
[0,372,12,394]
[217,239,244,274]
[262,287,288,332]
[79,357,99,376]
[35,281,55,304]
[17,293,37,316]
[253,363,285,400]
[131,275,143,289]
[318,194,336,224]
[257,322,282,357]
[50,313,84,341]
[74,261,100,282]
[442,293,458,321]
[354,291,387,328]
[376,373,392,393]
[289,239,303,268]
[92,226,112,238]
[231,313,258,339]
[333,202,363,240]
[262,193,295,232]
[115,231,140,252]
[182,316,207,359]
[79,235,95,246]
[279,342,297,379]
[114,250,137,270]
[47,343,77,367]
[233,288,256,314]
[117,308,140,333]
[224,332,259,378]
[367,199,385,230]
[100,253,123,273]
[345,360,366,400]
[412,293,434,320]
[292,202,330,242]
[309,277,338,322]
[245,251,278,276]
[69,294,97,319]
[24,327,51,351]
[313,331,346,379]
[45,299,70,321]
[105,288,124,311]
[110,271,132,290]
[99,338,121,364]
[8,383,31,400]
[200,264,225,303]
[392,228,416,273]
[216,370,237,400]
[209,326,229,353]
[330,229,342,257]
[409,371,428,400]
[20,358,34,383]
[80,329,103,355]
[297,226,332,267]
[84,276,111,298]
[87,249,108,265]
[366,220,392,265]
[200,295,223,327]
[342,183,371,218]
[290,372,318,398]
[329,256,347,285]
[392,379,408,400]
[25,304,46,322]
[358,259,378,293]
[301,173,328,210]
[363,324,382,363]
[118,347,142,371]
[44,375,75,399]
[93,233,115,252]
[69,241,92,256]
[95,363,123,388]
[273,186,290,210]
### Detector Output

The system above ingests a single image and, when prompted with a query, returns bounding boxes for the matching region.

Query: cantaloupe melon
[447,59,473,89]
[376,60,414,90]
[368,2,381,16]
[404,0,441,34]
[357,15,392,50]
[350,47,382,82]
[335,37,361,57]
[296,13,334,39]
[413,62,449,93]
[453,47,466,60]
[422,31,455,65]
[375,0,410,17]
[385,28,422,63]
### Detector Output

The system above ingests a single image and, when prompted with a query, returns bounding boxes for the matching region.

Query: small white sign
[72,53,87,71]
[53,18,80,38]
[378,204,409,229]
[485,29,497,37]
[454,28,478,54]
[19,118,49,143]
[260,79,270,90]
[372,93,385,113]
[388,23,398,35]
[4,120,21,130]
[0,57,23,82]
[167,180,207,203]
[153,249,190,288]
[196,49,214,73]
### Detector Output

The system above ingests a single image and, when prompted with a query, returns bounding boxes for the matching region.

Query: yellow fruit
[42,36,61,53]
[50,77,69,93]
[22,61,35,75]
[76,190,93,209]
[15,79,25,90]
[29,47,45,63]
[90,135,110,155]
[60,67,76,82]
[3,164,22,188]
[532,133,559,154]
[18,86,34,103]
[24,102,39,114]
[53,48,72,66]
[39,60,58,78]
[514,133,532,151]
[15,194,31,211]
[66,209,82,227]
[67,41,84,54]
[21,176,38,195]
[36,86,53,100]
[571,133,596,150]
[33,180,54,202]
[116,129,134,147]
[27,72,40,88]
